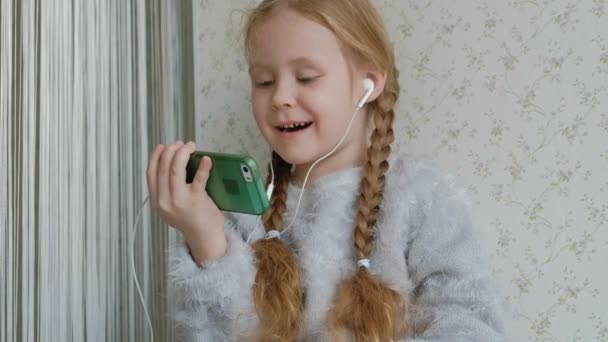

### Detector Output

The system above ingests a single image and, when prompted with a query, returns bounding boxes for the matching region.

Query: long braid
[353,69,399,259]
[251,152,305,341]
[262,152,292,230]
[328,68,409,342]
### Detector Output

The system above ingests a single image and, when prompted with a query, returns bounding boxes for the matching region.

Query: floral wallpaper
[193,0,608,340]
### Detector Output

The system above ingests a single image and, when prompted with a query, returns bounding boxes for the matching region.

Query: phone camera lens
[242,166,249,173]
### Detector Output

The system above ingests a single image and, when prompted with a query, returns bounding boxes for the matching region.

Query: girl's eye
[256,80,274,87]
[297,76,318,84]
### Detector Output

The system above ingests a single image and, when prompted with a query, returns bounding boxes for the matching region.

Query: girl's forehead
[248,9,346,67]
[253,8,326,38]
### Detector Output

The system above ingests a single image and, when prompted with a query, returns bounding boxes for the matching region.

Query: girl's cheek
[250,99,264,123]
[252,108,267,128]
[251,94,268,116]
[301,88,332,115]
[251,89,271,107]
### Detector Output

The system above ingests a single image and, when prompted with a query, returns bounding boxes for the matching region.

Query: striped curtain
[1,0,195,341]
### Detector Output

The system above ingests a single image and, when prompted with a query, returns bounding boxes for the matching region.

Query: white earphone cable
[130,195,154,342]
[131,153,274,341]
[131,81,372,340]
[275,99,367,238]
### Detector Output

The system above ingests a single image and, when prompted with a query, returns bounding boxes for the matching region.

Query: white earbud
[357,78,375,109]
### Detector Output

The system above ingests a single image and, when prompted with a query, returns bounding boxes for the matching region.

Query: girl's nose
[272,81,296,110]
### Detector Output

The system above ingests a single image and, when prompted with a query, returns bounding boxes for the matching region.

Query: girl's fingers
[191,156,212,195]
[170,142,197,200]
[146,144,165,210]
[157,141,184,204]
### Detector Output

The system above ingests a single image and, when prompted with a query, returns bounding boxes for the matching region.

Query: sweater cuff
[167,218,257,319]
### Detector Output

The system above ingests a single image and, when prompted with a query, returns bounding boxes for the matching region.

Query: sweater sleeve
[404,161,507,342]
[167,214,259,341]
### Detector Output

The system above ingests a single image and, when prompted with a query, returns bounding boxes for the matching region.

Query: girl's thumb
[192,156,212,193]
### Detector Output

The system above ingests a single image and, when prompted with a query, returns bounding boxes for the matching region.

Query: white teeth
[279,122,310,129]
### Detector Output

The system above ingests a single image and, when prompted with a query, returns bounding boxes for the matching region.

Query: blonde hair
[244,1,407,340]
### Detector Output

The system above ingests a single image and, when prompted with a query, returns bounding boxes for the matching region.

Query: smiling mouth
[277,121,313,132]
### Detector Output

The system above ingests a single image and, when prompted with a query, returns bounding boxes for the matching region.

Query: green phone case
[185,151,269,215]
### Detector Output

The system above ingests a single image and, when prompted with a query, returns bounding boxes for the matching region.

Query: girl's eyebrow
[250,57,322,72]
[287,57,321,66]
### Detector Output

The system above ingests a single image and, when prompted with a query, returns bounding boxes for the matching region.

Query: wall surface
[193,0,608,341]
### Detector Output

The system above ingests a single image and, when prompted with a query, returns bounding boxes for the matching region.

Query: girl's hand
[146,141,225,239]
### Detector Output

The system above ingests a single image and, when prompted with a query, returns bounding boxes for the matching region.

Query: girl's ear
[364,68,388,103]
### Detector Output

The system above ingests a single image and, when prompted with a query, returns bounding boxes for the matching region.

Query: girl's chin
[272,149,318,166]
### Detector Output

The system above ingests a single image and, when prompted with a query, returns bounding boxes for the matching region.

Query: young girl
[147,0,506,341]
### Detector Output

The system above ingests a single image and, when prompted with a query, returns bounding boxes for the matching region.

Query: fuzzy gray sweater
[168,153,506,341]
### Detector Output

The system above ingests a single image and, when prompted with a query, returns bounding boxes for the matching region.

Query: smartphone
[185,151,269,215]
